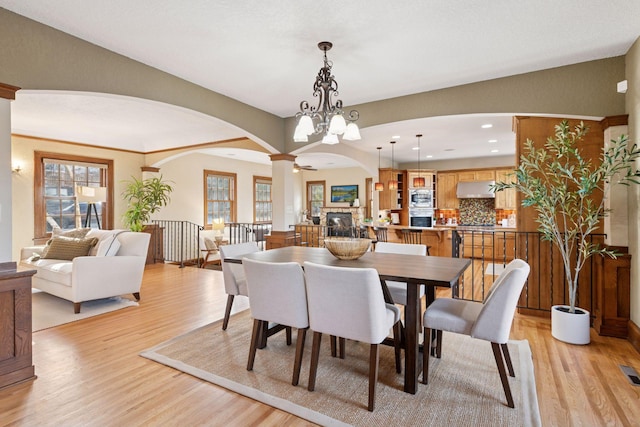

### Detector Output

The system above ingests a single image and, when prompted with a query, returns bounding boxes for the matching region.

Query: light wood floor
[1,264,639,426]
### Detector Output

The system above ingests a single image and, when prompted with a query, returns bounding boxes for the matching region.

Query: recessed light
[488,139,497,143]
[481,124,493,129]
[491,149,499,153]
[392,135,401,139]
[412,147,419,151]
[426,155,433,158]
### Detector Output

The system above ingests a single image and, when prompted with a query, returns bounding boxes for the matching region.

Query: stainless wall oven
[409,188,433,208]
[409,208,434,228]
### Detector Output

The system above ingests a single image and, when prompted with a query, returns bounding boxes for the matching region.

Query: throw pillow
[52,227,91,239]
[203,237,218,251]
[42,237,99,261]
[96,234,121,256]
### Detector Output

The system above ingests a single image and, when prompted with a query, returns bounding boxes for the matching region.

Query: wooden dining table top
[233,245,470,287]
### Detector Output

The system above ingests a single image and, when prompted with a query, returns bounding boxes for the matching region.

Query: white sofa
[20,229,150,313]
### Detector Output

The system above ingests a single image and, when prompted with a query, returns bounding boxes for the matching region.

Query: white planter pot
[551,305,591,345]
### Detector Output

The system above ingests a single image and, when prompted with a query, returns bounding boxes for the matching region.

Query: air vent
[620,365,640,386]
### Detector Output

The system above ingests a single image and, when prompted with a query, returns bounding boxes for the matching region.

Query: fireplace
[326,212,353,237]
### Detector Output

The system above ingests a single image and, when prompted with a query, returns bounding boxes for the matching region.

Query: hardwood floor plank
[0,263,638,426]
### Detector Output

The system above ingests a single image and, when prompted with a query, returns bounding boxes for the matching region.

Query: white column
[269,154,296,231]
[0,83,20,262]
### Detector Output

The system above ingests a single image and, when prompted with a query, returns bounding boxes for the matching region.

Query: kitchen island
[363,224,451,256]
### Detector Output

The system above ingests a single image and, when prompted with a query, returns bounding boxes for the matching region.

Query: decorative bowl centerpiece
[324,237,371,260]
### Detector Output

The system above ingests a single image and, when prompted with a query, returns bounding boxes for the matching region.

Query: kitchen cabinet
[457,169,496,182]
[495,168,517,209]
[407,169,435,188]
[494,232,516,261]
[378,168,406,211]
[436,172,458,209]
[460,231,494,259]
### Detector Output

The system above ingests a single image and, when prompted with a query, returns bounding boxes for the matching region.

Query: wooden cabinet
[457,169,496,182]
[407,169,435,187]
[0,263,36,390]
[494,232,516,261]
[378,168,406,211]
[495,168,517,209]
[461,232,494,259]
[436,172,459,209]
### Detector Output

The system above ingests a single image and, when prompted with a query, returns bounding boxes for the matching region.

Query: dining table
[225,245,471,394]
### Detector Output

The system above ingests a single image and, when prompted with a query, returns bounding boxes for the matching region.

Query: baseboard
[628,320,640,354]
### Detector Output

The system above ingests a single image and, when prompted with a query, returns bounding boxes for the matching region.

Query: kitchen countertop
[364,224,517,232]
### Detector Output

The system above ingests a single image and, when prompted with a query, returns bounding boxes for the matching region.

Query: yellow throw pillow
[42,237,99,261]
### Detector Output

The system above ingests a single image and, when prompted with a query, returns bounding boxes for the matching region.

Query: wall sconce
[12,164,22,174]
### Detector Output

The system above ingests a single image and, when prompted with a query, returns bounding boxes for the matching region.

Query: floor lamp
[76,186,107,229]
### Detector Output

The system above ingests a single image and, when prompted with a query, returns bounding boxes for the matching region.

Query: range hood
[456,180,496,198]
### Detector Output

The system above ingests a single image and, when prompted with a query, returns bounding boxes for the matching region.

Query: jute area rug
[141,310,541,427]
[32,290,138,332]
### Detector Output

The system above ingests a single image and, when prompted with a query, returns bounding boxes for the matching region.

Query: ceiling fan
[293,163,317,172]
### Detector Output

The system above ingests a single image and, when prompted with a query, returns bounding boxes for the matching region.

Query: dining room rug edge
[140,343,347,427]
[140,315,541,427]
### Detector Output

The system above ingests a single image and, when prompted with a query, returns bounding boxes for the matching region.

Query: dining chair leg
[286,326,292,346]
[330,335,337,357]
[501,343,515,377]
[491,342,515,408]
[222,294,234,330]
[259,320,269,349]
[308,332,323,392]
[292,328,307,386]
[339,337,346,359]
[393,320,402,374]
[368,343,380,412]
[435,329,443,358]
[247,319,262,371]
[422,326,431,384]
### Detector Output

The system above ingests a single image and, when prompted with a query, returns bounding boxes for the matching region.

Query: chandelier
[293,41,361,145]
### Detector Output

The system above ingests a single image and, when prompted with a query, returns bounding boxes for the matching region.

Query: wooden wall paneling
[594,253,631,338]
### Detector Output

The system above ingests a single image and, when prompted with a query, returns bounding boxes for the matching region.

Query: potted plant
[493,120,640,344]
[122,175,174,232]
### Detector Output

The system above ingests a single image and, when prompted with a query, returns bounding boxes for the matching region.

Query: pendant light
[413,134,426,188]
[388,141,398,190]
[374,147,384,191]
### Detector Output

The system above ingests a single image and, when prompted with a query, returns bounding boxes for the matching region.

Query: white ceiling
[3,1,639,168]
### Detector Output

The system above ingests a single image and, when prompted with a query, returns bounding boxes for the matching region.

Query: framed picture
[330,185,358,203]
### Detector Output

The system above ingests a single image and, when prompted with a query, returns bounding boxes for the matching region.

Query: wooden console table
[0,262,36,390]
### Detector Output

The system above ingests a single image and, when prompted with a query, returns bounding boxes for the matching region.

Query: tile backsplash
[458,198,496,225]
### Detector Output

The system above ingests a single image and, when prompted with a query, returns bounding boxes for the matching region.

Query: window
[306,181,325,217]
[205,170,236,226]
[254,176,272,223]
[34,152,113,238]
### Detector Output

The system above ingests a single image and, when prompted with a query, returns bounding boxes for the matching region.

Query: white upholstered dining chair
[219,242,260,330]
[303,261,402,412]
[422,259,530,408]
[242,258,309,386]
[374,242,427,306]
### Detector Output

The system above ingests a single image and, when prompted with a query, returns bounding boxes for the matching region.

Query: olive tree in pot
[493,120,640,345]
[122,176,174,232]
